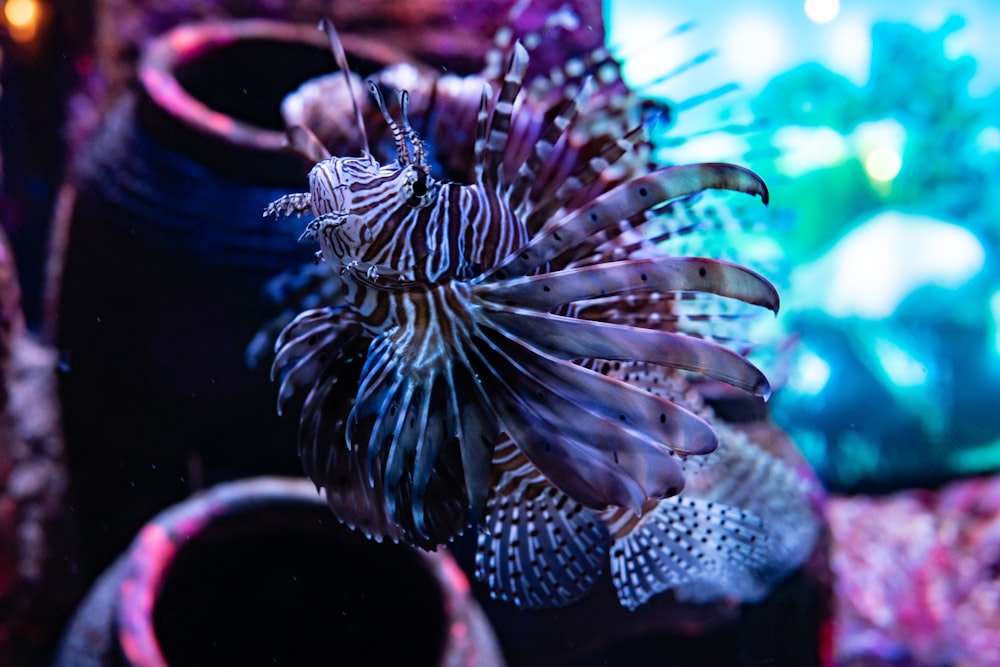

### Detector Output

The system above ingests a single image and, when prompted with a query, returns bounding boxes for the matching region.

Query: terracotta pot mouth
[116,477,450,667]
[139,19,413,153]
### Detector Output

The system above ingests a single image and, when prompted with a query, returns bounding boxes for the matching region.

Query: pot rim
[115,477,320,666]
[114,476,501,667]
[138,18,417,152]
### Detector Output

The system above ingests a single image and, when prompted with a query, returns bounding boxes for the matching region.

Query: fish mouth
[345,261,422,290]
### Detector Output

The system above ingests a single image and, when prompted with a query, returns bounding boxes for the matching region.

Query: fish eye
[406,171,429,207]
[413,172,427,196]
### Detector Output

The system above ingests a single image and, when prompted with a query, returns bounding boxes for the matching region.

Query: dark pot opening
[173,39,337,133]
[137,21,415,183]
[151,503,448,667]
[173,37,394,134]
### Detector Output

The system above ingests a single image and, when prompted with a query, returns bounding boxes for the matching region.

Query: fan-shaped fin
[494,323,718,454]
[331,324,502,542]
[445,362,500,524]
[374,368,476,541]
[273,306,347,349]
[341,333,408,482]
[295,335,406,543]
[408,373,450,536]
[296,337,365,477]
[475,439,611,608]
[271,307,361,414]
[271,312,352,378]
[483,306,771,398]
[297,333,467,548]
[466,325,709,513]
[572,293,764,354]
[382,380,430,520]
[676,427,820,601]
[486,163,768,280]
[476,256,779,313]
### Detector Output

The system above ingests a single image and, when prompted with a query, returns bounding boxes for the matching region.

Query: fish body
[266,9,814,608]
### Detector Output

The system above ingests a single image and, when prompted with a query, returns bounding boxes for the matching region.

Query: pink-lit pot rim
[137,18,412,152]
[114,476,489,667]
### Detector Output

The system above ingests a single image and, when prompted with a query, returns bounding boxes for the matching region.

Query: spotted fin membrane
[475,368,818,610]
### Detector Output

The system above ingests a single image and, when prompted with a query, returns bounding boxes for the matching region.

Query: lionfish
[265,9,818,610]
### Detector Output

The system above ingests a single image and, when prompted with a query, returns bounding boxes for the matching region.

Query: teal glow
[872,337,928,388]
[789,348,832,396]
[790,212,986,320]
[991,290,1000,356]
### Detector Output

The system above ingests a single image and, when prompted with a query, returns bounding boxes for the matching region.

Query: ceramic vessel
[53,477,505,667]
[47,19,412,580]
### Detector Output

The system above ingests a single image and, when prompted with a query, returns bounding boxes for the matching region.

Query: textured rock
[830,475,1000,666]
[0,226,72,666]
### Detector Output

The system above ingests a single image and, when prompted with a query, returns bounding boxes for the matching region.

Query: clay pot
[86,1,606,108]
[53,477,505,667]
[47,19,412,581]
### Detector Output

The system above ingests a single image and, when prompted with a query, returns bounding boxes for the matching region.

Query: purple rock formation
[830,475,1000,666]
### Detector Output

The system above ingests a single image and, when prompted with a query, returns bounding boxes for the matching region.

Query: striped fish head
[306,153,439,274]
[307,153,380,216]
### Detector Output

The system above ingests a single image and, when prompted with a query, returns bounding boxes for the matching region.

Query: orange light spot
[5,0,37,29]
[5,0,41,43]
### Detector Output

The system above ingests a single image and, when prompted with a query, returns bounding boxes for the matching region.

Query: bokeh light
[873,336,928,388]
[789,348,832,395]
[863,146,902,182]
[4,0,41,43]
[722,13,785,88]
[791,212,985,320]
[804,0,841,24]
[4,0,37,29]
[772,126,849,176]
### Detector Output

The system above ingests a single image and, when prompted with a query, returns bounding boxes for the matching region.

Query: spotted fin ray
[603,363,819,607]
[485,162,769,281]
[475,256,779,313]
[603,496,770,611]
[473,361,818,611]
[467,324,705,513]
[482,306,771,398]
[671,426,820,603]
